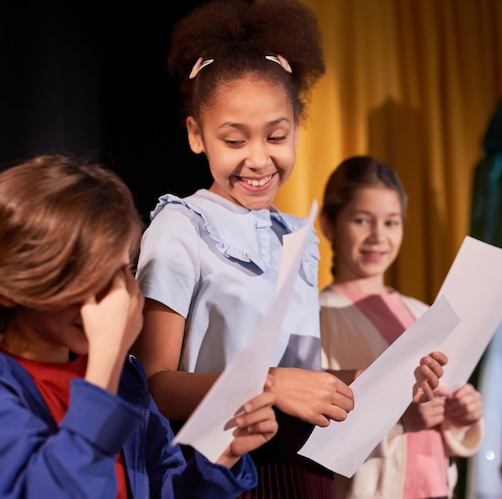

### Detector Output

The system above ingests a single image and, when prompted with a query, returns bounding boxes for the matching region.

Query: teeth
[242,176,271,187]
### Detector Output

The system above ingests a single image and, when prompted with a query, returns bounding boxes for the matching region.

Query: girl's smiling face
[186,75,298,211]
[332,186,404,287]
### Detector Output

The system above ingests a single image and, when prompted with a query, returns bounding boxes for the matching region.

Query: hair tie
[265,54,292,73]
[189,57,215,79]
[189,54,292,79]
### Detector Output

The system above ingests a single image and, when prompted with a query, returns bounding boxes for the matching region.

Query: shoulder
[0,353,53,418]
[398,294,429,318]
[140,192,205,252]
[148,191,201,225]
[146,189,242,239]
[0,353,31,386]
[319,285,351,308]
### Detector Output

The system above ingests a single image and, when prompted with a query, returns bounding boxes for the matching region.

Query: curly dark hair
[168,0,325,125]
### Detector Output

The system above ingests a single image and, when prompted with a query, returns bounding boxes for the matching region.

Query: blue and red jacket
[0,353,257,498]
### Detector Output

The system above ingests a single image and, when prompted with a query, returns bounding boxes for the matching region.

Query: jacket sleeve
[0,375,143,499]
[145,395,258,499]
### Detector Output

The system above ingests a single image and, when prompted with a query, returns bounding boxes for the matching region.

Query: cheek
[278,164,294,186]
[282,146,296,171]
[206,148,237,176]
[335,225,361,250]
[333,236,356,261]
[64,305,85,325]
[392,230,404,248]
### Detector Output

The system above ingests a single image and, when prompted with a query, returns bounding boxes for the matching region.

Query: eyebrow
[350,209,402,217]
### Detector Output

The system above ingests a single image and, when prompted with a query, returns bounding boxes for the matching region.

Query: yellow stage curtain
[275,0,502,303]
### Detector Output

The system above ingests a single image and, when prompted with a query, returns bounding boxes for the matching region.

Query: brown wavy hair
[0,154,143,323]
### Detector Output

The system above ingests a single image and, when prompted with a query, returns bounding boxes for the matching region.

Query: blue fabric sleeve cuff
[61,379,143,456]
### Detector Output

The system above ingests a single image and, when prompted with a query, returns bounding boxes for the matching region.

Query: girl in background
[319,155,483,499]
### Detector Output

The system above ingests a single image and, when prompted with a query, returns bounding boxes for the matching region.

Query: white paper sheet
[172,201,318,462]
[434,236,502,390]
[298,235,502,478]
[297,295,460,477]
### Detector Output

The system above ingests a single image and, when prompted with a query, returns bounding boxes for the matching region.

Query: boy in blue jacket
[0,154,278,498]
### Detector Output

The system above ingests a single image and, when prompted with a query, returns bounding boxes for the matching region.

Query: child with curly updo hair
[132,2,446,497]
[167,0,325,127]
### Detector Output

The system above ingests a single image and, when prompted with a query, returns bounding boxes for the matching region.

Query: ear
[319,212,334,241]
[186,116,205,154]
[294,122,299,146]
[0,294,16,308]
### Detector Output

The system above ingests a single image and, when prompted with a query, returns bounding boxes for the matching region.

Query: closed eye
[224,139,245,147]
[268,135,286,143]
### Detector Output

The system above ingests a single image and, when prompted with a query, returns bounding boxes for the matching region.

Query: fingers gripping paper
[299,236,502,478]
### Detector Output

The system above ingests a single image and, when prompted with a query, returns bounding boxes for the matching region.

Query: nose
[369,221,385,241]
[244,140,271,170]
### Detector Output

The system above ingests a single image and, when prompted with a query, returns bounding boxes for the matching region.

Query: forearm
[149,370,220,420]
[85,347,128,394]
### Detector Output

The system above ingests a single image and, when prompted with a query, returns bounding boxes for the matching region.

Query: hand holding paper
[298,295,459,477]
[299,235,502,478]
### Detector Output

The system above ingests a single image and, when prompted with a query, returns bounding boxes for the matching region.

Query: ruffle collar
[151,189,319,285]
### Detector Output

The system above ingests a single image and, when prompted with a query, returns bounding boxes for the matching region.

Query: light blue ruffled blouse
[136,189,322,373]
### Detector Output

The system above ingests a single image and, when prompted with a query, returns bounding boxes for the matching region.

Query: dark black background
[0,2,211,223]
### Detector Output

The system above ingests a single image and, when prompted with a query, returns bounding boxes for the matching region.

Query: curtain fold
[275,0,502,302]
